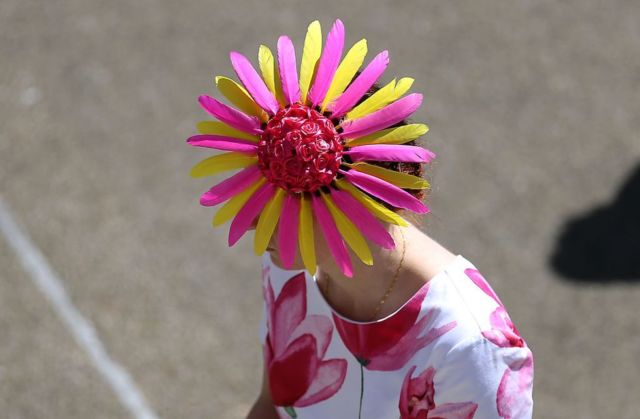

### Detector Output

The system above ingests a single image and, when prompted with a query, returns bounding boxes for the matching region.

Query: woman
[187,18,534,418]
[250,213,534,418]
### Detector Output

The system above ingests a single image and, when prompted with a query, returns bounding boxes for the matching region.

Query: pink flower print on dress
[481,306,525,348]
[497,351,534,419]
[333,283,457,419]
[399,365,478,419]
[465,268,524,340]
[464,268,504,307]
[263,272,347,417]
[332,283,457,371]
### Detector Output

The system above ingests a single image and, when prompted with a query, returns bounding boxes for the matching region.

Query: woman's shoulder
[421,253,531,355]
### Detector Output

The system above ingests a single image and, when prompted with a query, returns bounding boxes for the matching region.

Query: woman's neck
[315,222,457,322]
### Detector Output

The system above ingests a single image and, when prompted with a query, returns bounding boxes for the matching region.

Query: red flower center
[257,103,343,193]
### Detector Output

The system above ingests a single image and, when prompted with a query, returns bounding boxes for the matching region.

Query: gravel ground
[1,1,639,418]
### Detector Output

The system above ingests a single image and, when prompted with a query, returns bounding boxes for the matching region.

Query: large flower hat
[188,19,434,277]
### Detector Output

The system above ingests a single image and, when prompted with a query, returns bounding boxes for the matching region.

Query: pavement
[1,0,639,418]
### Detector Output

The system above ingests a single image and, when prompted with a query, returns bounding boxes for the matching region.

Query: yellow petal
[254,188,286,255]
[190,152,257,178]
[258,45,286,107]
[213,177,267,226]
[321,192,373,265]
[215,76,269,122]
[346,124,429,146]
[299,20,322,105]
[392,77,414,99]
[344,78,397,121]
[349,163,430,189]
[299,194,317,274]
[196,121,259,142]
[321,39,368,113]
[334,178,408,226]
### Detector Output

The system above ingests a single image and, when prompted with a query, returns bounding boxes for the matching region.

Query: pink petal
[277,194,300,268]
[311,193,353,277]
[346,144,435,163]
[330,189,395,249]
[308,19,345,107]
[497,352,534,419]
[341,93,423,139]
[398,365,416,417]
[482,306,524,348]
[428,402,479,419]
[199,165,262,206]
[329,50,389,118]
[287,314,333,359]
[332,280,430,362]
[198,95,262,135]
[465,268,505,307]
[268,334,318,407]
[273,272,307,356]
[187,135,258,153]
[409,366,436,402]
[341,169,430,214]
[277,35,301,105]
[228,182,276,246]
[367,310,457,371]
[295,358,348,408]
[229,51,280,115]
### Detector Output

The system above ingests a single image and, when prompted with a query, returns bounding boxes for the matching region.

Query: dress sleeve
[434,334,534,418]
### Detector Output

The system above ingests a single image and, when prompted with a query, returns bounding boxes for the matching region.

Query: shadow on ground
[550,162,640,283]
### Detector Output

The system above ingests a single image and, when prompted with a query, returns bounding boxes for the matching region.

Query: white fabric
[258,253,534,418]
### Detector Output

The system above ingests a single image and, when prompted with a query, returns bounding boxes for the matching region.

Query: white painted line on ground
[0,198,160,419]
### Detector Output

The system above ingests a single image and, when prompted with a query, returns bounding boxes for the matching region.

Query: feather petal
[258,45,286,107]
[334,178,408,226]
[230,51,280,115]
[342,77,414,122]
[341,93,423,139]
[329,50,389,118]
[349,162,430,189]
[196,121,259,142]
[308,19,345,108]
[345,144,435,163]
[343,78,396,121]
[187,135,258,153]
[190,152,257,178]
[330,189,395,249]
[321,192,373,265]
[393,77,414,98]
[341,169,429,213]
[299,194,317,274]
[228,182,276,246]
[311,193,353,277]
[254,188,286,255]
[299,20,322,105]
[199,165,262,206]
[277,36,301,105]
[346,124,428,146]
[321,38,368,113]
[215,76,268,122]
[278,194,300,268]
[213,177,266,226]
[198,95,262,135]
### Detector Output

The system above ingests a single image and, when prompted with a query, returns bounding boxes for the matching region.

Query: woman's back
[259,252,534,418]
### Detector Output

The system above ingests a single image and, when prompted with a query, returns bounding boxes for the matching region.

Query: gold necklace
[322,229,406,322]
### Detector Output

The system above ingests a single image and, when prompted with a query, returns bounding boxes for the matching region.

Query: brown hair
[332,73,431,220]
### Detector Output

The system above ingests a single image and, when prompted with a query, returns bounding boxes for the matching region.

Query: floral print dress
[258,253,534,419]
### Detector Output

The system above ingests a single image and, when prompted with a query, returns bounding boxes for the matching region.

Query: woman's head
[264,75,431,270]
